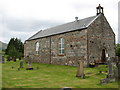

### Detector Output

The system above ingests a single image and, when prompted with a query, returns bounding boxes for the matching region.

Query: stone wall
[24,29,88,66]
[24,37,51,64]
[51,30,87,66]
[87,14,115,63]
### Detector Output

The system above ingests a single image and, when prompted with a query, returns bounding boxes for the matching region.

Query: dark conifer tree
[5,38,24,58]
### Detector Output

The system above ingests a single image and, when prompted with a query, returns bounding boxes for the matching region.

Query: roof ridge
[27,30,42,40]
[27,15,100,41]
[43,15,97,31]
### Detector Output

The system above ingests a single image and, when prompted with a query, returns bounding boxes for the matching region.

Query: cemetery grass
[2,59,118,88]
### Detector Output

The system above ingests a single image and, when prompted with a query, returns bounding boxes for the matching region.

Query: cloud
[0,0,119,43]
[1,16,63,43]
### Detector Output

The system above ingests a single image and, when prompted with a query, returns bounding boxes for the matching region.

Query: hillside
[0,41,7,50]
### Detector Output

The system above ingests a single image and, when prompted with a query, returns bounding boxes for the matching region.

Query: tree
[5,38,24,58]
[116,44,120,57]
[8,45,19,58]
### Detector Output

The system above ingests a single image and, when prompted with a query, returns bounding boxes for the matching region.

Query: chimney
[75,17,79,22]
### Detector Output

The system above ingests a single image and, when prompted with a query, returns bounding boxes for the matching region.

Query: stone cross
[76,60,84,78]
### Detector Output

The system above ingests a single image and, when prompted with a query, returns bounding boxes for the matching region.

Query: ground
[2,59,119,88]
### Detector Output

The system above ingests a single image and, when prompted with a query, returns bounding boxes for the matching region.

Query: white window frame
[35,42,39,55]
[59,38,65,55]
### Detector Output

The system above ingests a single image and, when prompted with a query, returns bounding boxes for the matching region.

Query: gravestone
[100,78,107,84]
[2,56,4,63]
[113,66,118,81]
[100,57,114,84]
[18,68,20,71]
[7,57,10,62]
[115,57,120,83]
[0,56,1,63]
[13,57,16,62]
[19,60,23,68]
[19,57,21,60]
[100,57,115,84]
[106,57,115,82]
[76,60,85,78]
[107,57,113,77]
[26,55,34,70]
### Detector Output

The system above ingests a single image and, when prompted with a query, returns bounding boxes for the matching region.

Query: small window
[35,42,39,55]
[58,38,65,55]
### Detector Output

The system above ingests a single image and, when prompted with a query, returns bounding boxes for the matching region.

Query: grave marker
[2,56,4,63]
[20,60,23,68]
[26,55,34,70]
[76,60,85,78]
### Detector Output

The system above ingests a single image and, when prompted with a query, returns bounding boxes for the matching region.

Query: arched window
[35,42,39,55]
[58,38,65,55]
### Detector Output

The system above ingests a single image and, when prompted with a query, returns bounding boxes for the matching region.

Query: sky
[0,0,119,43]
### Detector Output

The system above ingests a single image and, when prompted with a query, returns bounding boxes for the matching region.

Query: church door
[101,49,106,63]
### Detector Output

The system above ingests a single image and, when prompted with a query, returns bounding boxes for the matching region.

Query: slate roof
[27,14,100,41]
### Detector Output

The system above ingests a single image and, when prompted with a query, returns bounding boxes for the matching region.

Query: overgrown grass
[2,59,118,88]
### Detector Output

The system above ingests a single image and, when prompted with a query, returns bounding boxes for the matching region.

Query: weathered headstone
[26,55,34,70]
[13,57,16,62]
[20,60,23,68]
[2,56,4,63]
[113,66,118,81]
[18,68,20,71]
[115,56,120,81]
[19,57,21,60]
[106,57,113,82]
[25,56,28,64]
[100,57,115,84]
[107,57,113,77]
[100,78,107,84]
[76,60,85,78]
[7,57,10,62]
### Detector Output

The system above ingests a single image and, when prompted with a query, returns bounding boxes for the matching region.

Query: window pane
[59,50,61,54]
[59,38,65,54]
[36,42,39,51]
[61,44,64,48]
[61,49,64,54]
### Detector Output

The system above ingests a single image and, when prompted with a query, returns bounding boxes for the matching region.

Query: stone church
[24,5,115,67]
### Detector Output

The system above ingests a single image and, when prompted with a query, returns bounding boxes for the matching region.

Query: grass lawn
[2,59,119,88]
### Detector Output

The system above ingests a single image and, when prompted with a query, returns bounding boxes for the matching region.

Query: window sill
[58,54,65,56]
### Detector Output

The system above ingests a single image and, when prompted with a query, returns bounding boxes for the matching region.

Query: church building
[24,5,115,67]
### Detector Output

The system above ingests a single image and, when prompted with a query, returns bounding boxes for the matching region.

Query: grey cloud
[3,17,63,32]
[1,17,64,43]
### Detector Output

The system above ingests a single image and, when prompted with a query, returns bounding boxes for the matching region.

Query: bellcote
[96,4,104,15]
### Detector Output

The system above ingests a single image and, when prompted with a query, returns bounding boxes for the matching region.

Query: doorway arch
[101,49,106,63]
